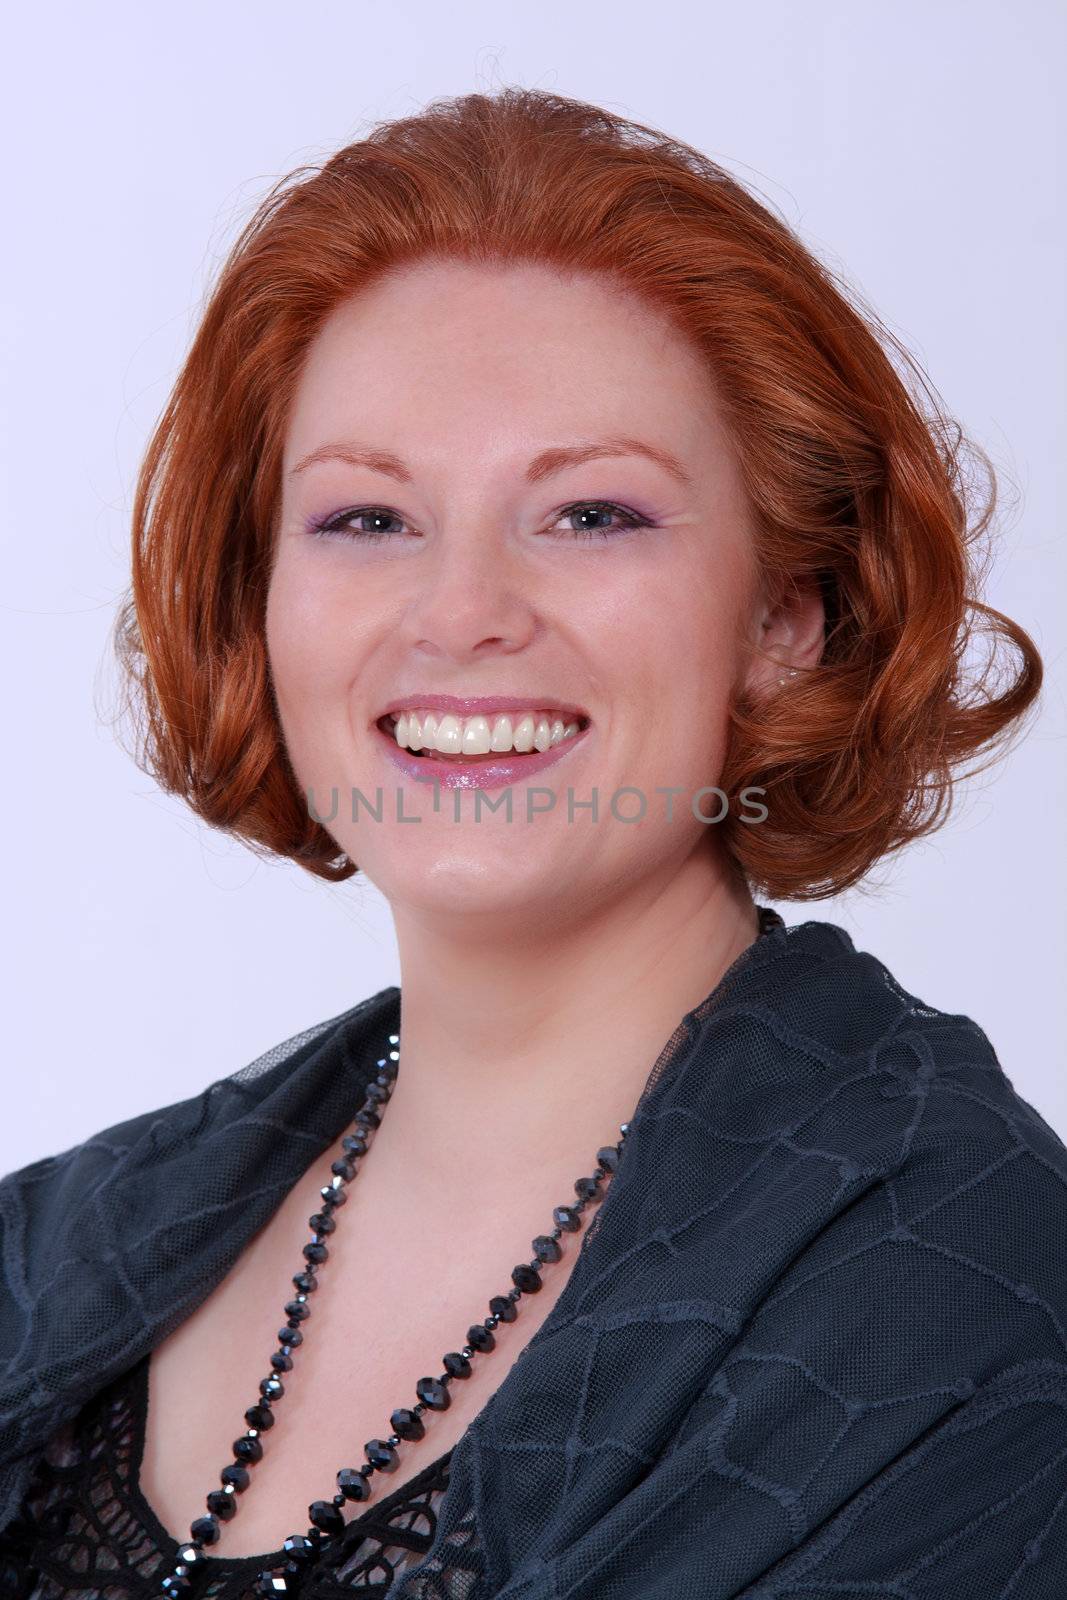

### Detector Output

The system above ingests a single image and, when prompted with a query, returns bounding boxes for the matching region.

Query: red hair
[113,87,1042,899]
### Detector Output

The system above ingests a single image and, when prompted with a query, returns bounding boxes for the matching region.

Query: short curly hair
[112,86,1042,901]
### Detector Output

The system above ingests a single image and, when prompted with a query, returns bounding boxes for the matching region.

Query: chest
[138,1134,581,1559]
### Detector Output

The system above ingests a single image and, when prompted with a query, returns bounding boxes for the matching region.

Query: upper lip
[375,693,589,723]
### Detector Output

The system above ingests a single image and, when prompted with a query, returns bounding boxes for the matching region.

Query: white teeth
[461,716,492,756]
[387,709,583,757]
[435,713,463,754]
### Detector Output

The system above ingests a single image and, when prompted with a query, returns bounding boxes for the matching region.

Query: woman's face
[267,259,774,927]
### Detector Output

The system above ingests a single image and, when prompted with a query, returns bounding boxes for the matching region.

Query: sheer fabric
[2,912,1066,1596]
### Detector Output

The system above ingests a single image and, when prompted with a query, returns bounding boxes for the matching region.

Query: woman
[1,87,1064,1599]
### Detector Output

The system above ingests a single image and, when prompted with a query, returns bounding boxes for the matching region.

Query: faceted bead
[320,1184,347,1208]
[308,1499,344,1535]
[176,1543,207,1568]
[467,1324,496,1352]
[234,1435,264,1463]
[554,1205,581,1232]
[390,1406,426,1442]
[264,1564,298,1592]
[330,1157,356,1180]
[533,1234,562,1263]
[282,1533,318,1564]
[489,1294,517,1322]
[206,1489,237,1520]
[284,1300,311,1322]
[260,1376,285,1401]
[337,1465,372,1501]
[292,1271,318,1293]
[341,1133,367,1156]
[245,1403,275,1431]
[190,1513,220,1545]
[270,1351,293,1372]
[365,1081,389,1103]
[221,1463,250,1491]
[254,1572,295,1597]
[443,1351,472,1378]
[354,1108,381,1130]
[161,1573,193,1597]
[308,1209,336,1234]
[597,1145,620,1172]
[575,1175,601,1200]
[415,1376,451,1410]
[365,1438,399,1471]
[303,1241,329,1265]
[512,1263,542,1293]
[278,1326,303,1347]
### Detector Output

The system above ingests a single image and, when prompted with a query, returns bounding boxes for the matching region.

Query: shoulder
[707,915,1062,1184]
[0,982,400,1525]
[695,914,1067,1411]
[1,983,399,1201]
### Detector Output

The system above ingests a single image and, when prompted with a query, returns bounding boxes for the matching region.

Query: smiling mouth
[376,710,590,761]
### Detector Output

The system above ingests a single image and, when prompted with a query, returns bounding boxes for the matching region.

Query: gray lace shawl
[2,916,1066,1595]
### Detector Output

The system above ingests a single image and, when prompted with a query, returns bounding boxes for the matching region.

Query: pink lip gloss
[373,721,590,790]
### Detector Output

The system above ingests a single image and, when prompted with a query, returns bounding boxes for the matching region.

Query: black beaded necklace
[158,1030,631,1599]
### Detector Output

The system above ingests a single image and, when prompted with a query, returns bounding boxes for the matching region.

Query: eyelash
[309,500,655,544]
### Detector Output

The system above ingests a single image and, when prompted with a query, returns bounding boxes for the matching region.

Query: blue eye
[310,500,654,543]
[311,508,407,541]
[551,502,653,540]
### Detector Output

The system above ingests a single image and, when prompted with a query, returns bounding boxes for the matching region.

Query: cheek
[265,568,309,717]
[265,558,350,746]
[622,578,744,780]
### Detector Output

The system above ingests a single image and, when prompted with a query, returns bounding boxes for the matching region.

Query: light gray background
[2,0,1063,1172]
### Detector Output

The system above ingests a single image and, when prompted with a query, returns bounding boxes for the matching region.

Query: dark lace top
[8,1352,456,1598]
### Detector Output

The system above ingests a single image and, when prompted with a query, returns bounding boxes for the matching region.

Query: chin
[372,845,567,917]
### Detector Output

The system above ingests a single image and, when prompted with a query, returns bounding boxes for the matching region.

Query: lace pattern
[5,915,1066,1596]
[9,1354,467,1598]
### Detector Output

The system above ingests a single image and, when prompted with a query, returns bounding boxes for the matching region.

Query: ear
[742,572,825,699]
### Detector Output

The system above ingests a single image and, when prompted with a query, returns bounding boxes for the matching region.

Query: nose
[399,522,538,662]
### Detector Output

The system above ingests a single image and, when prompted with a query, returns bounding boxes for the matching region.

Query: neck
[367,848,760,1203]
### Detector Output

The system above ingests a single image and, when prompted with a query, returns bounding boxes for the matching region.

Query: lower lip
[373,721,590,789]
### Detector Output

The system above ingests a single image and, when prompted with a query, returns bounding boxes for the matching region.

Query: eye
[310,507,410,541]
[547,501,654,540]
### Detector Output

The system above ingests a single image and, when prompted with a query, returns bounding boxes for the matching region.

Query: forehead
[282,259,725,470]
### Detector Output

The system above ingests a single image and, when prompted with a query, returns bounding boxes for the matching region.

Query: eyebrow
[288,435,693,489]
